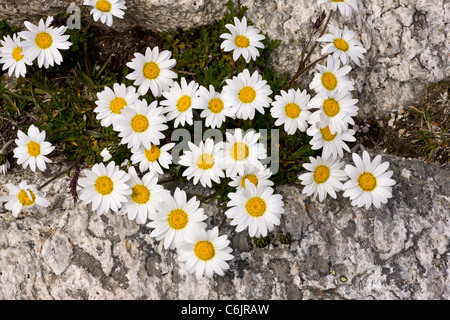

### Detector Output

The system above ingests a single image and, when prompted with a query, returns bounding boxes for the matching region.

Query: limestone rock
[0,150,448,299]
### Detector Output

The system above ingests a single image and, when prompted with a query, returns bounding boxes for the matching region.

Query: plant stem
[286,10,333,89]
[37,137,89,190]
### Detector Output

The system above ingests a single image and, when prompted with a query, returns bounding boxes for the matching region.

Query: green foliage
[0,1,315,192]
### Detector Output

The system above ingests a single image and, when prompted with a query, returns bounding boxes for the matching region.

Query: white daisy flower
[147,187,207,250]
[19,16,72,69]
[228,164,274,192]
[93,83,140,129]
[308,89,358,134]
[131,142,175,175]
[114,99,168,152]
[222,69,272,120]
[317,25,367,66]
[306,119,356,160]
[309,55,354,96]
[178,138,225,188]
[117,166,169,225]
[13,125,55,172]
[225,183,284,238]
[83,0,126,27]
[196,85,234,129]
[219,16,265,63]
[126,46,177,97]
[318,0,358,17]
[178,226,234,280]
[270,88,312,135]
[77,161,131,215]
[343,150,396,209]
[221,128,267,178]
[298,155,347,202]
[0,34,33,78]
[160,77,201,128]
[0,181,50,217]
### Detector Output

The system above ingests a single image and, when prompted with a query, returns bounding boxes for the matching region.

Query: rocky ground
[0,0,448,300]
[0,147,448,300]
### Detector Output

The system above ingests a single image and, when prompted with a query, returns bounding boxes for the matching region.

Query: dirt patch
[354,80,449,165]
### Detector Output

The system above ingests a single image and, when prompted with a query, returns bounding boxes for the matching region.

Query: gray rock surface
[0,0,448,118]
[0,149,449,299]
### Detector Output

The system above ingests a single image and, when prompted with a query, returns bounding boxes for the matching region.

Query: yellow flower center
[194,241,216,261]
[131,184,150,204]
[284,103,301,119]
[333,38,349,52]
[313,165,330,184]
[35,32,53,49]
[197,153,215,170]
[208,98,224,113]
[145,145,161,162]
[27,141,41,157]
[241,174,258,188]
[235,35,250,48]
[143,61,160,80]
[323,98,340,117]
[17,189,36,206]
[358,172,377,192]
[131,114,149,133]
[320,126,336,141]
[109,97,127,114]
[231,142,249,161]
[95,176,114,195]
[321,72,338,91]
[167,209,189,230]
[245,197,267,217]
[177,95,192,112]
[96,0,112,12]
[238,86,256,104]
[12,47,24,61]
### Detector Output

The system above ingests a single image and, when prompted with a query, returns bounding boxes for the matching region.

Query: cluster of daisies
[297,0,396,210]
[0,0,397,280]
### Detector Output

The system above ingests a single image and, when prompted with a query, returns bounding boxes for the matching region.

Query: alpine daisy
[0,181,50,217]
[113,99,168,152]
[126,46,177,97]
[83,0,126,27]
[0,34,32,78]
[219,16,265,63]
[318,0,358,17]
[13,125,55,172]
[306,118,356,160]
[307,89,358,134]
[222,69,272,120]
[270,88,312,135]
[228,164,274,192]
[131,142,175,175]
[178,138,225,188]
[298,155,347,202]
[309,55,354,96]
[221,128,267,178]
[19,16,72,69]
[178,226,234,280]
[196,85,234,129]
[160,77,201,127]
[317,25,367,66]
[93,83,140,129]
[147,187,207,250]
[343,150,396,209]
[225,182,284,238]
[117,166,169,225]
[77,161,131,215]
